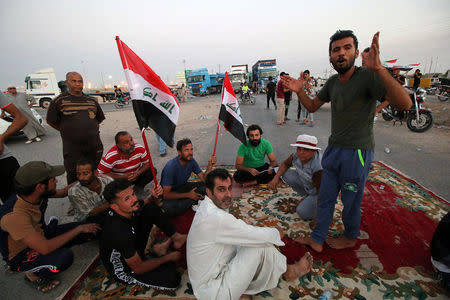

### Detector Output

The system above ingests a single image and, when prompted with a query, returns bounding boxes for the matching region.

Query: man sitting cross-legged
[100,179,187,291]
[160,138,216,217]
[268,134,323,221]
[233,124,278,187]
[187,168,313,300]
[68,158,113,223]
[0,161,100,293]
[98,131,154,198]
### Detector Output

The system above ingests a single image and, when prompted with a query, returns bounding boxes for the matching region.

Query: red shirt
[276,81,285,99]
[98,143,149,175]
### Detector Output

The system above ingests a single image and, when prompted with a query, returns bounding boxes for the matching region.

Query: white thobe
[187,197,286,300]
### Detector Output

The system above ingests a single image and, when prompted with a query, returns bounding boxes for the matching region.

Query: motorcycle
[113,95,130,109]
[437,85,449,102]
[238,90,256,105]
[381,88,433,133]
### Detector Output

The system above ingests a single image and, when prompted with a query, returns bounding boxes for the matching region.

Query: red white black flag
[219,72,246,144]
[115,36,179,147]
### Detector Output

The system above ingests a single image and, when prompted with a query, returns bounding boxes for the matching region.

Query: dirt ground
[423,101,450,127]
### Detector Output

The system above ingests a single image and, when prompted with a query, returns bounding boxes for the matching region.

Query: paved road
[1,93,448,300]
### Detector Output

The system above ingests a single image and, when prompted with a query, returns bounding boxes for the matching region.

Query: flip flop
[24,275,60,292]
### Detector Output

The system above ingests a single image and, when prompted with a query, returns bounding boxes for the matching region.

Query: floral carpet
[64,161,449,299]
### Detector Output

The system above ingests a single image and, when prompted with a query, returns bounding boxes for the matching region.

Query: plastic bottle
[318,289,332,300]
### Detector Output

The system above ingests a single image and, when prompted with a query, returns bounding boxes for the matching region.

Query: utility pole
[182,59,187,84]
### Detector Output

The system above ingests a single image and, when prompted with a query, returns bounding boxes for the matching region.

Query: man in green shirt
[282,31,411,252]
[233,124,278,187]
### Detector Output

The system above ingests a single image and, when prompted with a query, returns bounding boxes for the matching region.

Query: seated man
[100,179,187,290]
[268,134,322,220]
[233,124,278,186]
[161,138,216,217]
[431,211,450,290]
[98,131,154,197]
[68,158,113,223]
[187,168,313,300]
[0,161,100,293]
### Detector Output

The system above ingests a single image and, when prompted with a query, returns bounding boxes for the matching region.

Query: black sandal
[24,275,60,292]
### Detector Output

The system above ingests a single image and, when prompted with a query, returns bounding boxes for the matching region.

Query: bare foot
[171,232,187,249]
[152,238,171,256]
[25,272,60,292]
[239,294,252,300]
[294,236,323,252]
[283,252,313,281]
[326,236,356,249]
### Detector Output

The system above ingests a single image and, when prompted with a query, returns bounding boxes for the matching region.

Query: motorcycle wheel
[249,96,256,105]
[382,111,393,121]
[114,102,124,109]
[437,91,449,102]
[406,111,433,132]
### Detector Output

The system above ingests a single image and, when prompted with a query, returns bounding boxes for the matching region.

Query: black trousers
[233,163,275,184]
[0,156,20,204]
[266,93,276,108]
[284,98,291,117]
[8,220,95,278]
[162,182,206,217]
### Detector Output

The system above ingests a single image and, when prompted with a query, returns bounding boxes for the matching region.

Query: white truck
[229,64,248,94]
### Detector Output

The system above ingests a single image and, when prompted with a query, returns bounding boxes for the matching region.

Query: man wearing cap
[282,31,411,252]
[233,124,278,187]
[0,161,100,292]
[0,93,28,204]
[268,135,322,220]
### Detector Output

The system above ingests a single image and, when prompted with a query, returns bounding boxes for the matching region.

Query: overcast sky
[1,0,449,89]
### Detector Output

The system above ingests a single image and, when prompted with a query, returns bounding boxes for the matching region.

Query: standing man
[178,84,188,103]
[413,69,422,90]
[98,131,153,197]
[276,72,287,125]
[300,71,315,127]
[6,86,46,144]
[161,138,216,217]
[284,73,293,121]
[187,168,313,300]
[0,93,28,203]
[233,124,278,187]
[47,72,105,184]
[282,31,411,252]
[68,158,113,223]
[265,76,277,109]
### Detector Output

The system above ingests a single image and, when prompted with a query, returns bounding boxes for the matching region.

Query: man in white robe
[187,168,313,300]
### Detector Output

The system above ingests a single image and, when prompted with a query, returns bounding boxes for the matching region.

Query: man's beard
[42,188,56,197]
[180,154,193,162]
[80,176,95,187]
[331,56,356,74]
[250,139,261,147]
[119,145,134,154]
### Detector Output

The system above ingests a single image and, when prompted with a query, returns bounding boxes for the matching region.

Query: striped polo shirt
[98,143,149,175]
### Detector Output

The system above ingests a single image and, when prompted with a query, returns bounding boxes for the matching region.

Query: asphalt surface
[1,93,449,300]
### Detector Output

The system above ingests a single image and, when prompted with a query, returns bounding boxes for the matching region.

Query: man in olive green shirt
[233,124,278,187]
[282,31,411,252]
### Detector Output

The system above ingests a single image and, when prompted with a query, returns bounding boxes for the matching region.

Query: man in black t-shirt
[100,180,186,290]
[413,69,422,90]
[265,76,277,109]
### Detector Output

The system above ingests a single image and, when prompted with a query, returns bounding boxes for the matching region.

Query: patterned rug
[64,161,450,299]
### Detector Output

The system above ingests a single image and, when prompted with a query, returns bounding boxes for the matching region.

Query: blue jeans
[311,147,374,244]
[156,134,166,154]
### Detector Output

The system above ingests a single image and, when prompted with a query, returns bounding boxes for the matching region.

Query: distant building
[176,70,187,84]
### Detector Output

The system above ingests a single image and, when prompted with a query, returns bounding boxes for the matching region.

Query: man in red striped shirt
[98,132,154,195]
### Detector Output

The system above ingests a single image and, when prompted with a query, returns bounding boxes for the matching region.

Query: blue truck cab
[252,59,278,92]
[187,68,224,95]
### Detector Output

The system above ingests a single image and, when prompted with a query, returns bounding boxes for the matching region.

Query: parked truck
[186,68,225,95]
[229,64,249,93]
[24,68,126,108]
[251,59,278,92]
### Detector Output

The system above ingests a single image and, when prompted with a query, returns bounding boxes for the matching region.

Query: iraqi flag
[115,36,179,147]
[218,72,246,144]
[382,59,398,68]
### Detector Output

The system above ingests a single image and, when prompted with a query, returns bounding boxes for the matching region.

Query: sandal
[25,275,60,292]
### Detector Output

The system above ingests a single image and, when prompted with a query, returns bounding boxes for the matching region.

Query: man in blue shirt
[161,138,216,216]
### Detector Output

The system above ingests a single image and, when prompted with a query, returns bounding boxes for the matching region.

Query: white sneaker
[25,139,33,144]
[35,137,41,142]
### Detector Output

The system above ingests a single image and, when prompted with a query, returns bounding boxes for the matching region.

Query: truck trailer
[186,68,225,95]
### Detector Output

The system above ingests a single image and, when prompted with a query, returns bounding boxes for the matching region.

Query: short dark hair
[76,157,96,171]
[205,168,232,192]
[14,178,50,197]
[103,179,131,204]
[304,70,310,74]
[268,76,273,80]
[246,124,263,137]
[329,30,358,55]
[115,131,129,144]
[176,138,192,151]
[280,72,286,77]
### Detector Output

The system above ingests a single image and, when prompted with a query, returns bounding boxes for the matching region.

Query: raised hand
[361,32,383,72]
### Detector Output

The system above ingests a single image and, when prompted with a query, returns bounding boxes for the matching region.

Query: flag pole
[212,120,220,156]
[141,128,159,186]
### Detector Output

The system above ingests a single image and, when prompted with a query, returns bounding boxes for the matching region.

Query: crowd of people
[0,29,448,298]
